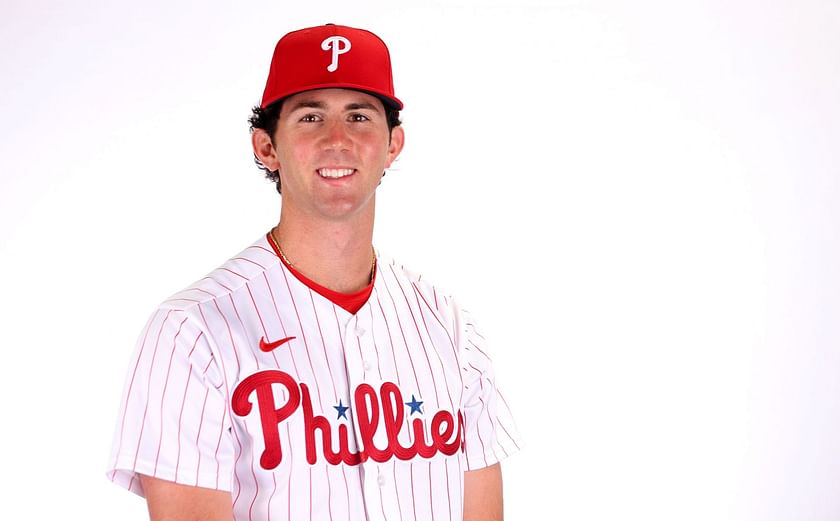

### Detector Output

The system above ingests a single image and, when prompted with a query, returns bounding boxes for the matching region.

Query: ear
[252,129,281,171]
[385,126,405,168]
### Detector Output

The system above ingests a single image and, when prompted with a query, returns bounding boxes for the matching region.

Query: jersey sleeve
[106,308,234,496]
[457,308,523,471]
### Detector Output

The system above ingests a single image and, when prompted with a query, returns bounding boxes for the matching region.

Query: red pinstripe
[329,305,351,384]
[212,300,241,373]
[413,289,466,400]
[492,388,521,450]
[111,308,160,480]
[409,285,458,411]
[377,275,422,446]
[246,281,283,372]
[309,291,339,403]
[410,463,418,521]
[233,256,268,270]
[196,305,229,489]
[387,264,442,406]
[287,423,293,521]
[228,293,262,368]
[428,461,437,521]
[174,368,193,482]
[355,335,365,379]
[476,375,506,460]
[263,272,303,379]
[245,420,260,521]
[198,303,240,503]
[220,267,249,280]
[392,463,404,521]
[153,316,190,474]
[340,466,351,519]
[250,269,292,514]
[193,287,220,299]
[366,305,383,379]
[465,363,490,467]
[412,284,458,360]
[226,291,266,518]
[373,291,402,387]
[166,297,203,304]
[378,269,421,392]
[329,304,355,517]
[325,466,334,521]
[268,473,277,521]
[464,323,486,342]
[379,472,387,519]
[174,332,203,481]
[462,410,474,472]
[208,300,242,509]
[203,276,233,293]
[358,467,369,520]
[132,310,174,470]
[498,420,521,452]
[444,459,455,521]
[466,338,490,361]
[245,284,270,342]
[279,266,325,407]
[193,387,209,486]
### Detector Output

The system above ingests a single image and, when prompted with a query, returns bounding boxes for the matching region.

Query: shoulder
[160,235,280,312]
[374,251,465,325]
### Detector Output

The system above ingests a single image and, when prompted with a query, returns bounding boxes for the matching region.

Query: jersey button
[363,360,372,371]
[355,325,366,337]
[377,474,386,487]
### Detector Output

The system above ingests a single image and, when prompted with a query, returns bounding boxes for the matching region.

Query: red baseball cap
[260,24,403,111]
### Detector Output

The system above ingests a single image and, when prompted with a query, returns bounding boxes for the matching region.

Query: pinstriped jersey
[107,235,521,520]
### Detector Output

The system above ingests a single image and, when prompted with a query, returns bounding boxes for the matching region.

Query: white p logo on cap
[321,36,352,72]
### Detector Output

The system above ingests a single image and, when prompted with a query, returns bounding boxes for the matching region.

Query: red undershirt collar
[265,232,375,314]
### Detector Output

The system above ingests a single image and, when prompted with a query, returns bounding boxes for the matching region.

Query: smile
[318,168,355,179]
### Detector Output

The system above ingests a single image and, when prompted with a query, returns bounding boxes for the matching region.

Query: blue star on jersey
[334,400,350,420]
[405,395,424,415]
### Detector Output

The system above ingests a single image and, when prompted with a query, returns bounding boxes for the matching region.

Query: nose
[322,120,352,151]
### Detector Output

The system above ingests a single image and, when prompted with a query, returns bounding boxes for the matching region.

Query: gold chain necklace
[269,227,377,282]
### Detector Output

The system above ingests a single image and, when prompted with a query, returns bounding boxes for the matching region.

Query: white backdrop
[1,0,839,519]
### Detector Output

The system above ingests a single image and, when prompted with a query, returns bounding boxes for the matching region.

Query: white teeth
[318,168,354,178]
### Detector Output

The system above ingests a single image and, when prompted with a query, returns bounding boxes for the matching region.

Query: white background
[1,0,839,519]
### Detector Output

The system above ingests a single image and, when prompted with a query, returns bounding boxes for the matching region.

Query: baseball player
[107,24,521,521]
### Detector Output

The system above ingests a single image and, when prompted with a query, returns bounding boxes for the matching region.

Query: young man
[107,24,521,521]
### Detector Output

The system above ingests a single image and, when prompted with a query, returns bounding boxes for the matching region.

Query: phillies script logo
[232,370,464,470]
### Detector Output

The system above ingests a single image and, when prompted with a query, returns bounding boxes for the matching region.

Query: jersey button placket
[352,316,373,377]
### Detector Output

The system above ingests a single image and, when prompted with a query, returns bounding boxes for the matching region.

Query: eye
[300,114,321,123]
[349,113,370,122]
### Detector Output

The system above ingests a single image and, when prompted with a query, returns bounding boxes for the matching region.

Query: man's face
[254,88,404,222]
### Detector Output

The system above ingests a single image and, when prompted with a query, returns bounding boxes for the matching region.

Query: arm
[463,463,503,521]
[140,474,233,521]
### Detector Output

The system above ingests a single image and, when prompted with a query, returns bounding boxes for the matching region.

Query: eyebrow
[345,102,381,112]
[286,100,382,113]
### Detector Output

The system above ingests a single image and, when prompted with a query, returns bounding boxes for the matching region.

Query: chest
[201,282,466,471]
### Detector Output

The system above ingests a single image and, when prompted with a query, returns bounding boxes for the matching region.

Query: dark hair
[248,96,402,194]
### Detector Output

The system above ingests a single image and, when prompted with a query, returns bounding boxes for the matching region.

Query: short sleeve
[106,308,234,496]
[457,308,523,471]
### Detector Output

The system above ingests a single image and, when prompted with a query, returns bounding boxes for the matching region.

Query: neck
[272,209,376,294]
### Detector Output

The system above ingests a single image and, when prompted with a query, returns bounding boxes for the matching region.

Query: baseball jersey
[107,234,521,520]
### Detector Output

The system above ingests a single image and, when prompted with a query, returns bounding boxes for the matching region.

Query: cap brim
[262,84,403,111]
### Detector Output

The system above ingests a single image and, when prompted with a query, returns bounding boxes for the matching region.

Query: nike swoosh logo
[259,336,296,352]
